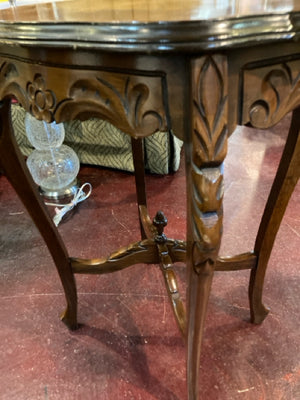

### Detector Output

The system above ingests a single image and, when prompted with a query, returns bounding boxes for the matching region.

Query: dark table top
[0,0,300,51]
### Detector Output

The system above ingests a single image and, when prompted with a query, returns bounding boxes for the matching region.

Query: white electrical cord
[45,182,92,227]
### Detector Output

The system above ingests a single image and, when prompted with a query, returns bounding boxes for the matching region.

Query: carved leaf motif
[246,61,300,128]
[0,61,27,107]
[192,56,228,166]
[55,74,165,137]
[190,164,225,273]
[190,55,228,274]
[198,58,222,135]
[192,168,223,213]
[191,210,223,249]
[0,61,18,80]
[0,57,167,135]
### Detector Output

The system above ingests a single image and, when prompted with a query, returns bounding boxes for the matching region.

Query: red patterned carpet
[0,117,299,399]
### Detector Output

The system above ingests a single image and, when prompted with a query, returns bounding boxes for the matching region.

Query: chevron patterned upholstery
[11,104,183,175]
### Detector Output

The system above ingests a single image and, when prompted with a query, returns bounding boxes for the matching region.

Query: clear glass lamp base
[39,179,79,203]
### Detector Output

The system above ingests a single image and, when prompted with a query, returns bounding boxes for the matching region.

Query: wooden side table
[0,1,299,399]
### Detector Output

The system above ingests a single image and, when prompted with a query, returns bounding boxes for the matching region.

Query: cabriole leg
[0,100,78,330]
[249,107,300,324]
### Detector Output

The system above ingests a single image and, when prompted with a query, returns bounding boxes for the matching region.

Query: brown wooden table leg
[0,99,78,330]
[186,55,228,400]
[249,107,300,324]
[131,137,148,240]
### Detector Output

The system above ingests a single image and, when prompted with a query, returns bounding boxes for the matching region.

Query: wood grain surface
[0,0,300,23]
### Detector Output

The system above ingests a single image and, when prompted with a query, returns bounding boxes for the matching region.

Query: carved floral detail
[190,55,228,273]
[0,57,166,136]
[245,61,300,128]
[27,74,56,122]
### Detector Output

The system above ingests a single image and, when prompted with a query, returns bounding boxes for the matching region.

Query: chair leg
[249,107,300,324]
[0,100,78,330]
